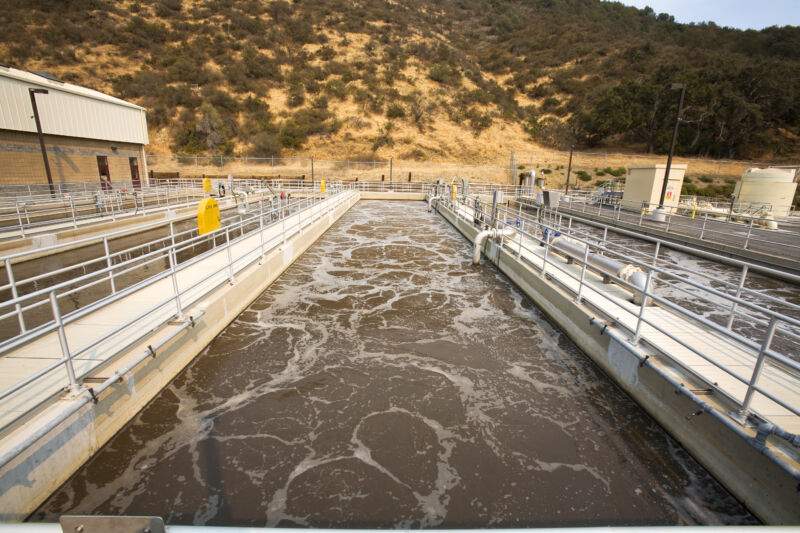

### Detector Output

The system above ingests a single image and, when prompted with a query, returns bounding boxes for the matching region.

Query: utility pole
[654,83,686,220]
[564,143,575,194]
[29,88,54,196]
[509,149,516,186]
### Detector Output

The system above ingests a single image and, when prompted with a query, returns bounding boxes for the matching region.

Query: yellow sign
[197,198,220,235]
[320,180,326,193]
[202,177,211,192]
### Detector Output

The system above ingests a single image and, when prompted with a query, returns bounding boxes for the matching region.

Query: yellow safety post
[202,177,211,192]
[320,179,326,193]
[197,198,220,235]
[691,206,696,219]
[641,206,646,216]
[452,185,457,201]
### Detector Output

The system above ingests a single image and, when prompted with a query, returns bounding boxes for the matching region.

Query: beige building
[622,164,687,211]
[0,66,148,187]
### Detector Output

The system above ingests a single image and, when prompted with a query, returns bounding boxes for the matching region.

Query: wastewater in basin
[32,200,756,526]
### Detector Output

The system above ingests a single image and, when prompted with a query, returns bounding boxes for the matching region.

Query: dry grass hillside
[2,0,799,194]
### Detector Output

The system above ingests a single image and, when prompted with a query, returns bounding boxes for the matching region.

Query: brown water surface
[33,200,756,527]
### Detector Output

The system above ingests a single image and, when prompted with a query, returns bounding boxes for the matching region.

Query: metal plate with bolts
[60,515,165,533]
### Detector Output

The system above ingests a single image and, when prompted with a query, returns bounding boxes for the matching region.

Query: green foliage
[428,63,461,85]
[386,103,405,119]
[541,168,552,174]
[576,170,592,181]
[699,176,714,183]
[604,167,627,177]
[681,181,736,199]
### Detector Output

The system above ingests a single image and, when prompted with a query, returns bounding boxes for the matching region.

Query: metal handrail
[445,192,800,424]
[0,189,355,434]
[551,195,800,259]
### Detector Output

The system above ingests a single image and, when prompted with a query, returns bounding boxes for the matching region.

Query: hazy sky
[610,0,800,30]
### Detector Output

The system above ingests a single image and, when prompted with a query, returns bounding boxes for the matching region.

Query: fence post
[168,248,184,320]
[50,290,80,395]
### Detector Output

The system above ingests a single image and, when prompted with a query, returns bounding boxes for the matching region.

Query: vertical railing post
[726,265,748,330]
[740,317,778,414]
[15,202,26,238]
[744,217,755,250]
[652,242,661,267]
[69,196,77,229]
[103,236,116,294]
[50,290,80,395]
[6,259,26,332]
[541,230,551,278]
[168,248,184,320]
[225,227,235,284]
[631,268,654,345]
[575,243,591,303]
[700,213,708,240]
[259,200,265,263]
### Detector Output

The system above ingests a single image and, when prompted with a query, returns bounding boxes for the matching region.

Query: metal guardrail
[551,194,800,262]
[0,188,355,436]
[0,185,208,239]
[442,191,800,428]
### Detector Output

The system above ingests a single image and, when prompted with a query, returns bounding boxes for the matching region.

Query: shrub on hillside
[386,103,405,119]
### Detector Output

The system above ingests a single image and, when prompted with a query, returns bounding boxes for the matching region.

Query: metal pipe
[550,236,649,304]
[473,226,516,265]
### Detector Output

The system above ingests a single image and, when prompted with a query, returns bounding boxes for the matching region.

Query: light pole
[29,88,54,196]
[654,83,685,221]
[564,126,576,195]
[564,142,574,194]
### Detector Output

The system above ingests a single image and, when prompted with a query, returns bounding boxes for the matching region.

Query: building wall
[0,68,148,145]
[0,129,145,186]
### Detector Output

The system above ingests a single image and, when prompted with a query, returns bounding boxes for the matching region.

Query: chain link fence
[146,151,771,188]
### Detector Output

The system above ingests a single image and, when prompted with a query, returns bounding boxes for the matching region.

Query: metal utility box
[733,167,798,217]
[622,164,686,211]
[542,190,560,208]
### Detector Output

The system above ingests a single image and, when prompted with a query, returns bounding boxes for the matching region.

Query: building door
[129,157,141,190]
[97,156,111,192]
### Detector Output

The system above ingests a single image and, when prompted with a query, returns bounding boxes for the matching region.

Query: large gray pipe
[550,236,649,304]
[473,226,516,265]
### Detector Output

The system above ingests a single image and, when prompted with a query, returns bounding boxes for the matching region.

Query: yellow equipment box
[197,198,221,235]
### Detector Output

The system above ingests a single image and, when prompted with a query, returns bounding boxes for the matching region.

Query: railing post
[652,242,660,267]
[259,200,265,263]
[168,248,184,320]
[700,213,708,240]
[575,243,591,303]
[225,227,236,284]
[541,230,551,278]
[69,196,77,229]
[740,317,778,414]
[15,202,26,238]
[50,290,80,396]
[631,268,654,345]
[5,259,26,332]
[744,217,755,250]
[103,236,116,294]
[726,265,748,330]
